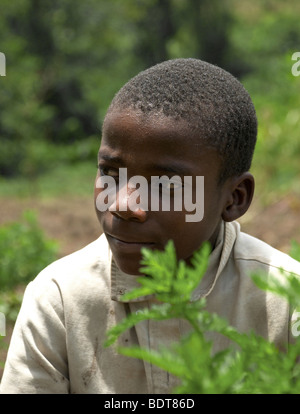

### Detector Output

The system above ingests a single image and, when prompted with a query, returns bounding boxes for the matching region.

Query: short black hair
[106,58,257,182]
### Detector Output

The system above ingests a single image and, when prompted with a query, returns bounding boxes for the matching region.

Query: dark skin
[94,109,255,275]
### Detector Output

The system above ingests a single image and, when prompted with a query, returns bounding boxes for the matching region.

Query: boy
[1,58,300,394]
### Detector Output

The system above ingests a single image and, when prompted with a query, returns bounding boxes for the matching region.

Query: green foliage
[0,210,59,291]
[120,240,210,304]
[106,240,300,394]
[0,161,97,198]
[3,0,300,196]
[0,290,23,324]
[252,269,300,311]
[105,241,211,347]
[0,0,131,178]
[290,240,300,262]
[230,0,300,199]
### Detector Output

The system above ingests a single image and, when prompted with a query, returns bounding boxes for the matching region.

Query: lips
[106,233,155,245]
[104,233,158,275]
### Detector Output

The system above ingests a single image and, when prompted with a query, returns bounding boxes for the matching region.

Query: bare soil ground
[1,193,299,257]
[0,196,102,258]
[1,193,300,381]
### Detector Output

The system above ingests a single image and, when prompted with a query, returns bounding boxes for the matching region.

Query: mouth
[106,233,155,245]
[105,233,156,250]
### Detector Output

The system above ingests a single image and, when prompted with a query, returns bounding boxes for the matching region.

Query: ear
[221,172,255,222]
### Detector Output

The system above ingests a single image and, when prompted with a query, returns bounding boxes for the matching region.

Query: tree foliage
[1,0,300,196]
[0,0,247,177]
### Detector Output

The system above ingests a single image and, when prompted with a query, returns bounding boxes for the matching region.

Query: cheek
[94,184,106,225]
[94,174,114,217]
[155,211,205,257]
[156,192,221,260]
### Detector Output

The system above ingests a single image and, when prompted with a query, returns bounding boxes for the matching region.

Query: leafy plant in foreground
[105,240,300,394]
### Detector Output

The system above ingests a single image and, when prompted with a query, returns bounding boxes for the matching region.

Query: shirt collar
[191,220,239,300]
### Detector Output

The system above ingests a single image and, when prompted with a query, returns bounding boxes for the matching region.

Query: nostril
[110,206,148,223]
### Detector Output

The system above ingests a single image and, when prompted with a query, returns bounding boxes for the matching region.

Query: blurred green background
[0,0,300,199]
[1,0,300,378]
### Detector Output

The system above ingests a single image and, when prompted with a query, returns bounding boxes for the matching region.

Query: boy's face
[94,109,230,275]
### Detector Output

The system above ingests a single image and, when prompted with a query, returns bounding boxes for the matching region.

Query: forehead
[100,109,221,177]
[103,109,192,145]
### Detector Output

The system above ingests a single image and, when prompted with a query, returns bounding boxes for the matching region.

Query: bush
[0,210,59,291]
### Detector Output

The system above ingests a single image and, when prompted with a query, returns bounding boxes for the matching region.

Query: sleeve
[0,276,69,394]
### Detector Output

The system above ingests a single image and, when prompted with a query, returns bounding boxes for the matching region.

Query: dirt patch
[0,196,102,257]
[239,193,300,254]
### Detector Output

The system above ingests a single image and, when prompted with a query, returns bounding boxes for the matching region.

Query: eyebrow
[98,153,124,165]
[150,163,192,176]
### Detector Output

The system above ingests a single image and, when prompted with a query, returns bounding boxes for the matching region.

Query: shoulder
[233,223,300,276]
[27,233,112,304]
[36,233,109,279]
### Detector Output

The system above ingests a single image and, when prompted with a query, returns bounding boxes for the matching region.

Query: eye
[99,166,119,180]
[163,181,182,190]
[153,176,183,193]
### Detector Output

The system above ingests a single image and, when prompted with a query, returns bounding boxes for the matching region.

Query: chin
[113,257,143,276]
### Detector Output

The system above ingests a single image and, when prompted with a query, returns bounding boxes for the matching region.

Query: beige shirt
[1,221,300,394]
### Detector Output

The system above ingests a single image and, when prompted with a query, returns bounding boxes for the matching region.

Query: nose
[109,184,148,223]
